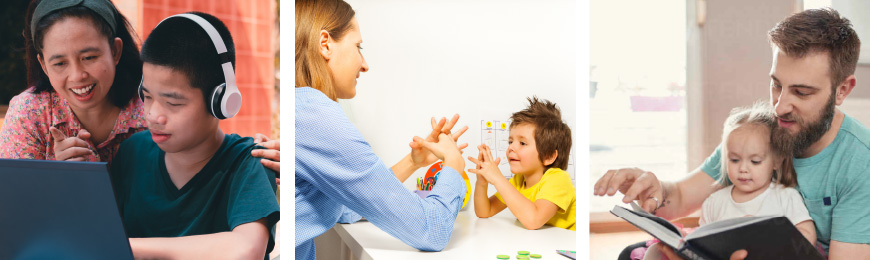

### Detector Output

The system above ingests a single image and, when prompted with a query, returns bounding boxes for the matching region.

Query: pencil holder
[424,162,471,209]
[413,190,431,199]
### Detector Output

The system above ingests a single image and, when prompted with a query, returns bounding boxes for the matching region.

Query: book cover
[611,205,822,260]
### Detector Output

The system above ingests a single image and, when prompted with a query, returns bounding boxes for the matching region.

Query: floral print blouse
[0,87,147,163]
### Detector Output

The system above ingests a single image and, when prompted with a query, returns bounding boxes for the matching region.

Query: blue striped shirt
[295,87,466,260]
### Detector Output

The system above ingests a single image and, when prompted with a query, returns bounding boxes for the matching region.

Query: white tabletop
[333,206,576,260]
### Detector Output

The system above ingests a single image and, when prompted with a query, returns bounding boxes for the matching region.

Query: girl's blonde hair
[718,101,796,187]
[295,0,356,101]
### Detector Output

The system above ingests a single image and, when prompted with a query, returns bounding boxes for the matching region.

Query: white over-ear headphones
[139,13,242,119]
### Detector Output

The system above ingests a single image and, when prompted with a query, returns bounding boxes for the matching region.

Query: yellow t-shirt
[495,168,576,231]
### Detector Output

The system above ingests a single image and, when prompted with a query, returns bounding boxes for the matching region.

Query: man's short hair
[140,12,235,106]
[769,8,861,88]
[509,97,572,170]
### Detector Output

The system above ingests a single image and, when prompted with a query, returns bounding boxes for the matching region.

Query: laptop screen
[0,159,133,260]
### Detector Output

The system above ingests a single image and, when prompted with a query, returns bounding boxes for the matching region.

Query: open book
[610,204,823,260]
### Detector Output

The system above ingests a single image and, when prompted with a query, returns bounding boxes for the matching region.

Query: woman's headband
[31,0,118,41]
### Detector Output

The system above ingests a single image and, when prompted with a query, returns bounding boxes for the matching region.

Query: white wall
[830,0,870,99]
[341,0,577,190]
[687,0,796,168]
[833,0,870,64]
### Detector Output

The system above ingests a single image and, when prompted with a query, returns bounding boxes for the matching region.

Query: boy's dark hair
[769,8,861,88]
[510,97,572,171]
[140,12,234,109]
[23,0,142,108]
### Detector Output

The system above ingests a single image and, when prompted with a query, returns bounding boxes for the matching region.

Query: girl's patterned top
[0,87,147,163]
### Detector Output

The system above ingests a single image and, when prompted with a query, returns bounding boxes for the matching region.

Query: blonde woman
[295,0,470,258]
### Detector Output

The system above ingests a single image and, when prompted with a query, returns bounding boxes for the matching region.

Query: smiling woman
[0,0,145,163]
[294,0,473,259]
[0,0,279,170]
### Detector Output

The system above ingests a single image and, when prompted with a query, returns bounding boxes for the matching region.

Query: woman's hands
[412,132,465,173]
[390,114,467,182]
[49,127,94,161]
[409,114,468,169]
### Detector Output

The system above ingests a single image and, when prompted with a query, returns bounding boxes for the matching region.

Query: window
[589,0,687,212]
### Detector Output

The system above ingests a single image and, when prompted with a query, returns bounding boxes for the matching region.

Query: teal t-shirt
[110,131,280,259]
[701,114,870,252]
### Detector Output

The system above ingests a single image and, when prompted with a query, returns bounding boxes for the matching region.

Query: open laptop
[0,159,133,260]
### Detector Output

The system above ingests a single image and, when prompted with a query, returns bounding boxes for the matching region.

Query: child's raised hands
[472,147,488,183]
[468,144,503,182]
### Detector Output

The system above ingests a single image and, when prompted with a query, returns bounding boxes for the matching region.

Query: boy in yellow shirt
[469,97,576,230]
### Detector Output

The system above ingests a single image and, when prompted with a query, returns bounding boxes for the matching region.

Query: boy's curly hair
[510,97,572,170]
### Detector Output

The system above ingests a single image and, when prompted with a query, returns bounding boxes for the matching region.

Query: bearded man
[595,8,868,259]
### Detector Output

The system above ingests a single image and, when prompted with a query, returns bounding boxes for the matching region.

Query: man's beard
[771,92,836,157]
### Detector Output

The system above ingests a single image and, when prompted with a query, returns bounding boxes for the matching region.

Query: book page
[611,205,683,248]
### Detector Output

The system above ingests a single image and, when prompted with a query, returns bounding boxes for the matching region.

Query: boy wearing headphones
[109,12,279,259]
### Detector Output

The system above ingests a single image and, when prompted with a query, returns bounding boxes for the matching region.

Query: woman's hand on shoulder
[252,133,280,184]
